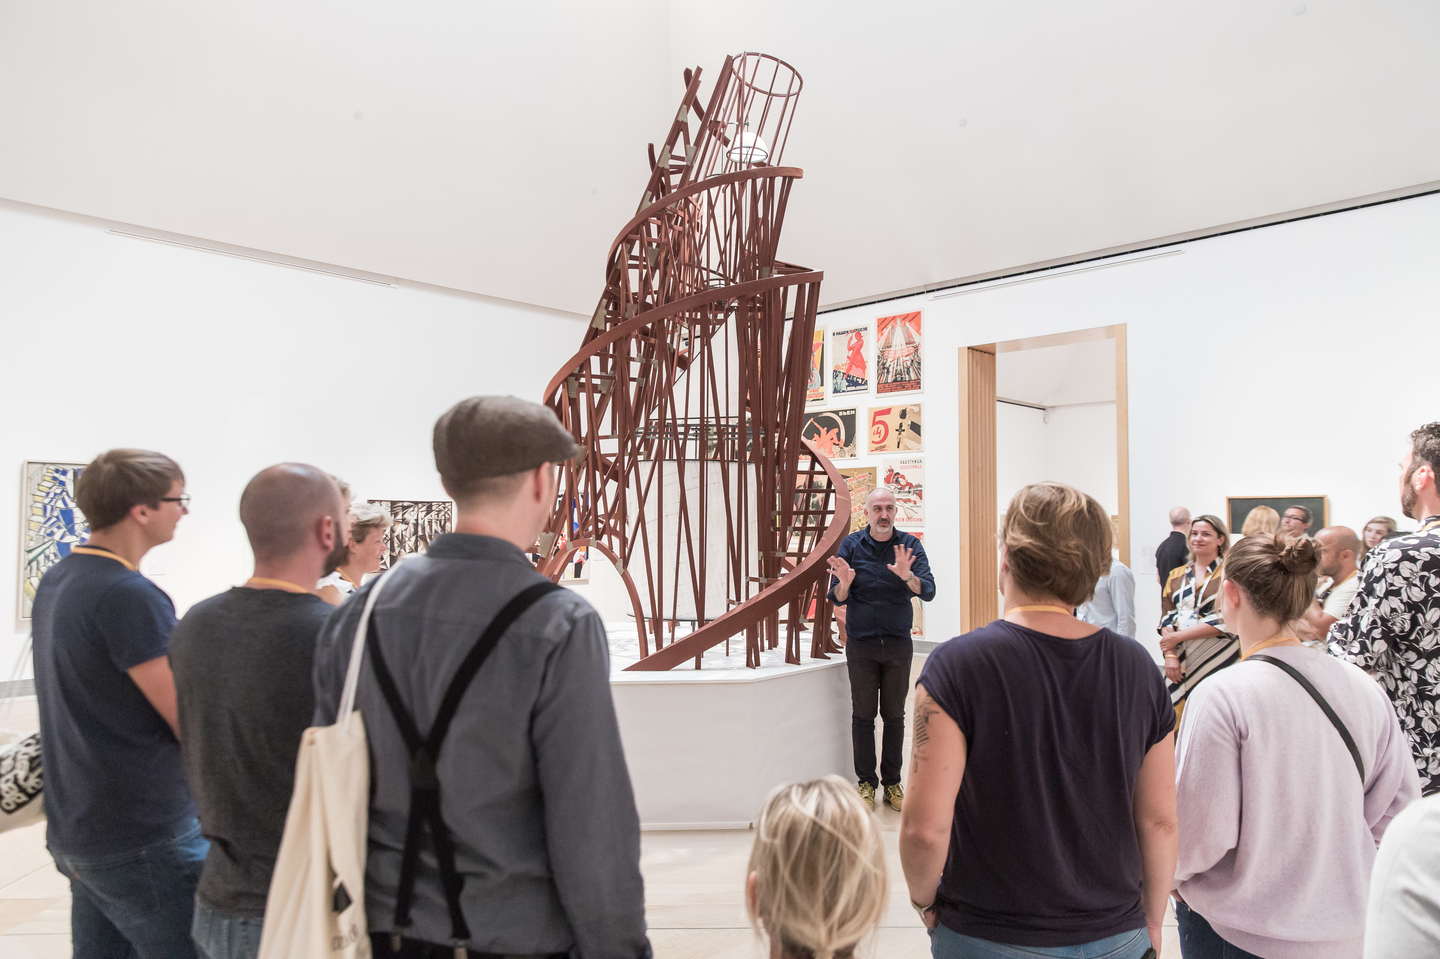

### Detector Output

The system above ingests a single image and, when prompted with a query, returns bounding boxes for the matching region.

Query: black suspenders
[366,582,563,956]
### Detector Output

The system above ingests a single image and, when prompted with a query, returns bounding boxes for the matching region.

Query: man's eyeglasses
[160,495,192,508]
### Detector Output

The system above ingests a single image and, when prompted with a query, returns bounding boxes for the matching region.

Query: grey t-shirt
[170,586,332,915]
[1366,793,1440,957]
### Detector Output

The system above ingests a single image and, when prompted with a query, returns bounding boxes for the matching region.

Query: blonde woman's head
[746,776,887,959]
[1240,505,1279,538]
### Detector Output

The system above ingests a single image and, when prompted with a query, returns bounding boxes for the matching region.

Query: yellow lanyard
[1241,636,1301,661]
[244,577,313,595]
[1421,516,1440,533]
[338,569,358,586]
[71,546,138,572]
[1006,604,1073,620]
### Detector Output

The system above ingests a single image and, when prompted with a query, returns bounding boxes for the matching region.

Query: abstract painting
[831,325,869,396]
[369,500,454,570]
[885,456,924,525]
[801,408,857,460]
[806,328,826,406]
[876,312,922,394]
[867,403,923,453]
[838,467,877,533]
[18,462,88,620]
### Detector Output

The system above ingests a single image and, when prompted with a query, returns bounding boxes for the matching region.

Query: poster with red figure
[831,325,869,396]
[885,456,924,525]
[876,312,922,394]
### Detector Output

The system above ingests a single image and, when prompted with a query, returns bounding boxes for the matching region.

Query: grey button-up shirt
[312,533,650,958]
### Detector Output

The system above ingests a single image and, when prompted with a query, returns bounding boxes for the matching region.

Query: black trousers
[846,635,913,787]
[371,933,568,959]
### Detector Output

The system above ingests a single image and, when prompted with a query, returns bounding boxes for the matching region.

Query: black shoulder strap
[1249,654,1365,785]
[366,580,564,950]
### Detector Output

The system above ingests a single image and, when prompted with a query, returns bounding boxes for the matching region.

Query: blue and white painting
[19,462,88,619]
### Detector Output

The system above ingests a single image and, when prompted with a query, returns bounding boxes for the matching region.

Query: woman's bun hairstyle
[1222,531,1319,623]
[1001,482,1112,608]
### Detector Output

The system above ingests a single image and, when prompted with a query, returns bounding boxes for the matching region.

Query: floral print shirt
[1329,515,1440,793]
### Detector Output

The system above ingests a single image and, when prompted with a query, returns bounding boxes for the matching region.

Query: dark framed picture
[1226,496,1328,537]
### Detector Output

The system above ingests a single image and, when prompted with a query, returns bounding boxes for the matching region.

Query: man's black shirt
[827,527,935,641]
[1155,530,1189,592]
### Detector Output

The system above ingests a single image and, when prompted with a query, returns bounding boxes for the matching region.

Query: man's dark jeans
[846,635,912,787]
[1175,901,1265,959]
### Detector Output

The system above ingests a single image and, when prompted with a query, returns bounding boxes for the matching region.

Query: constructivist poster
[867,403,923,453]
[876,312,922,394]
[838,467,877,533]
[370,500,453,570]
[18,462,88,620]
[831,325,869,396]
[801,408,858,460]
[806,329,826,406]
[885,456,924,525]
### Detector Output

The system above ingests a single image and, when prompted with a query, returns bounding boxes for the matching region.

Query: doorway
[956,325,1129,631]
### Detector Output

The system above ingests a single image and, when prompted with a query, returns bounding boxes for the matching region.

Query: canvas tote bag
[257,569,397,959]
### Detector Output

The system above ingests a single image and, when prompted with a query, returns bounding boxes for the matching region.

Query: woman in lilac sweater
[1174,532,1420,959]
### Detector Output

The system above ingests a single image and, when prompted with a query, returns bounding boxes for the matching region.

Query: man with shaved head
[169,463,345,959]
[827,485,936,812]
[1300,525,1362,640]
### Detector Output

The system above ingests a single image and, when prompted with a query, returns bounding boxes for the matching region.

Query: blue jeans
[1174,901,1264,959]
[931,923,1152,958]
[192,898,264,959]
[50,819,208,959]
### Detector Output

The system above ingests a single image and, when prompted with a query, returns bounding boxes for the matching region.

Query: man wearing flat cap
[313,396,652,959]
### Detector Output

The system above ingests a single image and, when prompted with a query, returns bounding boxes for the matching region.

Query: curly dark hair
[1413,422,1440,476]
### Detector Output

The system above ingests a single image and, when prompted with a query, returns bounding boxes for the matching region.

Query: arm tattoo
[913,696,940,759]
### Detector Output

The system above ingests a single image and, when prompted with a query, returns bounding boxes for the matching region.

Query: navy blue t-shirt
[826,527,935,641]
[31,550,196,855]
[918,621,1175,947]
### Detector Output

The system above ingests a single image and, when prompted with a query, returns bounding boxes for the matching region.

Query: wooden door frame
[957,325,1129,633]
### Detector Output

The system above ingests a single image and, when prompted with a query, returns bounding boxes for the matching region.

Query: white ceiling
[996,339,1117,409]
[1,1,1436,316]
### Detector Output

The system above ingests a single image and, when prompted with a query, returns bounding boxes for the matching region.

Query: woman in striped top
[1159,514,1235,719]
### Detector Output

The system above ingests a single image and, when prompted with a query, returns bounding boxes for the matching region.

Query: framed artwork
[806,329,826,406]
[369,500,454,569]
[1226,496,1328,538]
[838,467,877,533]
[802,408,858,460]
[885,456,924,525]
[831,325,869,396]
[876,311,922,394]
[18,462,88,620]
[867,403,923,453]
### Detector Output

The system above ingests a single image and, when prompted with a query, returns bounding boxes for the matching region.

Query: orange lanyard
[1240,637,1301,661]
[1421,516,1440,533]
[245,577,313,595]
[71,546,137,572]
[1005,604,1073,620]
[338,569,358,586]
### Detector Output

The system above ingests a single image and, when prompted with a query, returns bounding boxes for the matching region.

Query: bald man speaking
[827,486,936,812]
[169,464,347,959]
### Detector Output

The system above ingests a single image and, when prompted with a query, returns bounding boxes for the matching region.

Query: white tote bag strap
[338,566,399,730]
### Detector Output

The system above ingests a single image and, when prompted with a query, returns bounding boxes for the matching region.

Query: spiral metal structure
[536,54,848,670]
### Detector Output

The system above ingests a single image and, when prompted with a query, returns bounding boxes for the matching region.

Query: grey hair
[350,501,393,543]
[1169,507,1191,527]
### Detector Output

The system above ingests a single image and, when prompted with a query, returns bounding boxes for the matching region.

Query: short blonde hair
[349,502,393,544]
[746,776,886,959]
[1240,505,1280,538]
[1001,482,1112,607]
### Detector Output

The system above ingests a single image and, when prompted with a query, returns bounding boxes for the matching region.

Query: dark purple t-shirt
[918,621,1175,947]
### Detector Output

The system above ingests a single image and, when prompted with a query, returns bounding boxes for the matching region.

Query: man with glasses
[31,448,207,958]
[1281,505,1313,534]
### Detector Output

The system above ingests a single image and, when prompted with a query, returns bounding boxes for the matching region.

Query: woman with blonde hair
[1238,505,1279,539]
[1159,514,1234,715]
[746,776,887,959]
[900,482,1175,958]
[1173,532,1419,958]
[1361,515,1399,560]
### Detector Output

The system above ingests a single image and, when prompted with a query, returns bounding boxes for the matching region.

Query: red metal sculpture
[536,53,848,670]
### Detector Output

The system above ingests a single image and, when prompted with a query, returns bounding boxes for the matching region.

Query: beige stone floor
[1,659,1179,958]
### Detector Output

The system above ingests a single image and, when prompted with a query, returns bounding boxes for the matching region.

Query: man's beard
[1402,463,1420,520]
[324,538,351,576]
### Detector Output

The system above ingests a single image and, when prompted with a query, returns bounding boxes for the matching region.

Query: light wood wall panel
[1115,325,1131,566]
[958,347,998,633]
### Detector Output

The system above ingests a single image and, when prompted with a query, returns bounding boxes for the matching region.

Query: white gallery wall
[819,191,1440,652]
[996,403,1119,518]
[0,200,589,668]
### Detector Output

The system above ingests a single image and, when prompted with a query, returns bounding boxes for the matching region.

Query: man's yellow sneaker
[858,781,876,810]
[884,783,904,811]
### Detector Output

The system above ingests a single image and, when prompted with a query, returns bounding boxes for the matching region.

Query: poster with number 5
[867,403,923,453]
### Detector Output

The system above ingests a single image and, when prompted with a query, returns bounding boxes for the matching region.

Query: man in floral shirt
[1330,422,1440,793]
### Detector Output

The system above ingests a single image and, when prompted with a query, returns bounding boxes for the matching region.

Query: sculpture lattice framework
[535,53,850,670]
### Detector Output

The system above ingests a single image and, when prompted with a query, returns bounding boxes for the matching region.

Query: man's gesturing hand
[888,544,916,582]
[827,554,856,589]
